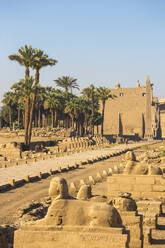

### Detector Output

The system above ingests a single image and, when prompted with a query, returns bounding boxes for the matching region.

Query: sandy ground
[0,140,162,226]
[0,142,152,186]
[0,135,61,144]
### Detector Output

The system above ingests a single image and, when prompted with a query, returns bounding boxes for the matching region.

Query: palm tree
[64,97,78,128]
[55,76,79,93]
[9,45,36,78]
[11,81,26,127]
[44,88,62,128]
[2,91,15,128]
[35,86,46,128]
[82,84,98,136]
[27,49,57,145]
[17,77,35,146]
[33,49,58,85]
[97,87,115,135]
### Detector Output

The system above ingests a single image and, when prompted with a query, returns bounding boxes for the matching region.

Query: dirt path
[0,141,162,226]
[0,155,124,225]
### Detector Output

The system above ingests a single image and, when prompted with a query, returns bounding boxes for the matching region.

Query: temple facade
[97,77,164,139]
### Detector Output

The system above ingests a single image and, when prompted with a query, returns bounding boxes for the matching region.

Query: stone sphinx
[14,177,128,248]
[123,151,162,175]
[40,177,122,227]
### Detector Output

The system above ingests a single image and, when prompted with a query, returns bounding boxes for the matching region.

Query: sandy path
[0,140,159,225]
[0,141,151,186]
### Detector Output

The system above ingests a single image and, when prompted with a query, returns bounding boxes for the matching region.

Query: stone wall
[107,175,165,199]
[98,78,160,139]
[0,142,22,160]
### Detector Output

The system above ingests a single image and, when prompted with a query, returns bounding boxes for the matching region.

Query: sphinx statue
[123,151,162,175]
[38,177,122,228]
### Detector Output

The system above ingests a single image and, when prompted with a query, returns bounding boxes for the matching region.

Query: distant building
[97,77,164,139]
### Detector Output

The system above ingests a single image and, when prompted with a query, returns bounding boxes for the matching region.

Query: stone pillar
[145,76,153,139]
[118,112,123,136]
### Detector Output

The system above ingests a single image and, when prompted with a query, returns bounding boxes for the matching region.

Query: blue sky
[0,0,165,103]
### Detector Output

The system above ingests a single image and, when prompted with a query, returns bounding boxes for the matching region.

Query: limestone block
[77,184,92,200]
[73,163,78,169]
[152,185,165,192]
[37,172,42,179]
[79,179,86,187]
[48,169,52,175]
[108,184,120,191]
[108,168,113,175]
[119,184,133,192]
[65,164,70,171]
[96,172,102,182]
[113,165,119,174]
[102,170,108,177]
[9,178,15,186]
[89,176,95,185]
[69,182,77,197]
[107,177,116,184]
[49,177,69,200]
[24,175,30,182]
[133,184,152,192]
[57,167,62,172]
[135,176,155,185]
[116,176,135,185]
[14,226,128,248]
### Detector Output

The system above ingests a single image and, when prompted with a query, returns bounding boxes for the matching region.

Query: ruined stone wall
[0,143,21,160]
[159,102,165,138]
[107,175,165,199]
[102,85,148,137]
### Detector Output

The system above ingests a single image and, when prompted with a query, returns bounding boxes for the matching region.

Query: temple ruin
[97,76,165,139]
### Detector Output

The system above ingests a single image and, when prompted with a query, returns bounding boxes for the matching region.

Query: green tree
[9,45,36,78]
[27,49,57,145]
[2,91,15,128]
[82,84,98,136]
[55,76,79,93]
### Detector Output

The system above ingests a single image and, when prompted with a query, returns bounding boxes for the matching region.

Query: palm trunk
[22,110,25,128]
[91,94,94,136]
[84,112,87,136]
[71,116,74,128]
[45,112,48,128]
[51,109,54,128]
[54,110,57,127]
[101,100,105,136]
[27,94,35,145]
[35,107,38,127]
[38,106,41,128]
[27,68,39,146]
[9,106,12,129]
[25,66,30,78]
[24,97,30,147]
[18,107,20,127]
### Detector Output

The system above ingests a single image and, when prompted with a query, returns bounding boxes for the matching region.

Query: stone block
[89,176,95,185]
[152,185,165,192]
[14,226,128,248]
[133,184,152,192]
[107,177,116,184]
[24,175,30,182]
[48,169,52,175]
[37,172,42,179]
[102,170,108,177]
[108,184,120,191]
[119,184,133,192]
[9,178,15,187]
[116,177,136,185]
[135,176,155,185]
[57,167,62,172]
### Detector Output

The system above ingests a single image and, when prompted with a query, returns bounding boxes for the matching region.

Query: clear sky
[0,0,165,103]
